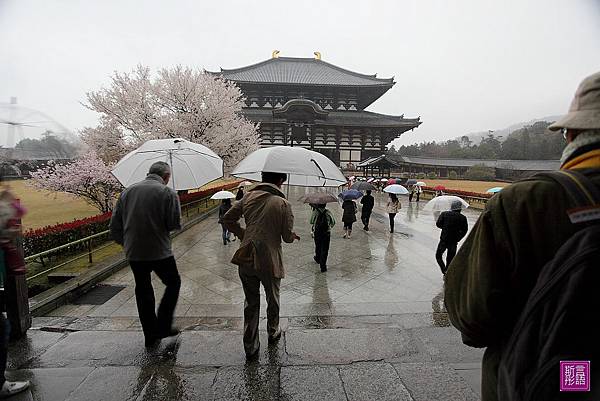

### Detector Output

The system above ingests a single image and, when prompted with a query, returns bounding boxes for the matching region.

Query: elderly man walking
[110,161,182,348]
[222,172,300,360]
[445,71,600,401]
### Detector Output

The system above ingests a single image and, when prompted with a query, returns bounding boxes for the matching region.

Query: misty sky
[1,0,599,148]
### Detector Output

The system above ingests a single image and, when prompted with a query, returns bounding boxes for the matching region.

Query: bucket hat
[549,71,600,131]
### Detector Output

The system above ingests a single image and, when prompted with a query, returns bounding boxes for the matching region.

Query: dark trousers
[0,312,8,386]
[361,211,372,228]
[238,268,281,356]
[416,192,421,202]
[436,240,457,274]
[409,193,414,202]
[220,224,229,244]
[314,233,331,271]
[343,222,353,230]
[129,256,181,341]
[388,213,396,232]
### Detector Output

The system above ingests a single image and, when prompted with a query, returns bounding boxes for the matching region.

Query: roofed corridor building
[211,51,421,168]
[358,154,561,179]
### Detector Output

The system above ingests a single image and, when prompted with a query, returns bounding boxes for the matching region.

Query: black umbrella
[406,179,417,185]
[350,182,376,191]
[298,193,339,204]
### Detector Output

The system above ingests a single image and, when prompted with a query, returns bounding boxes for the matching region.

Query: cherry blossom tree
[82,65,259,170]
[30,152,122,213]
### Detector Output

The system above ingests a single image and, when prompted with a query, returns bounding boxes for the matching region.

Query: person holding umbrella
[435,200,468,274]
[406,179,417,202]
[222,172,300,360]
[339,189,361,238]
[414,183,423,202]
[383,184,408,233]
[360,190,374,231]
[342,198,357,238]
[310,203,336,272]
[218,199,234,245]
[211,190,237,245]
[386,193,401,233]
[110,161,182,348]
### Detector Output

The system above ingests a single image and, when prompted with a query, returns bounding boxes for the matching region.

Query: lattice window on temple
[272,127,285,145]
[249,97,260,108]
[351,131,362,147]
[322,129,335,146]
[312,128,325,146]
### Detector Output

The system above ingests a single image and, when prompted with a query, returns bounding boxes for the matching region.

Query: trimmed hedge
[23,180,241,257]
[23,213,111,257]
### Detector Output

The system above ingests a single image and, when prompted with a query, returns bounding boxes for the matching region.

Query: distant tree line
[390,121,564,160]
[15,132,79,159]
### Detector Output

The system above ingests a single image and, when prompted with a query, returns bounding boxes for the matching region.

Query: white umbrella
[383,184,409,195]
[237,180,254,188]
[380,178,389,182]
[231,146,346,187]
[423,195,469,212]
[210,190,236,200]
[416,181,427,186]
[112,138,223,190]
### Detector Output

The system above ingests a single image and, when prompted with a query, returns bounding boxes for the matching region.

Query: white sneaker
[0,380,30,398]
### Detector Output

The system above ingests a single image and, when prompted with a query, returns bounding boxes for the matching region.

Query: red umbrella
[434,185,446,191]
[388,178,397,185]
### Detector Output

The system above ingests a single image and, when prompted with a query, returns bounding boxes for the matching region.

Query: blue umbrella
[487,187,503,193]
[339,189,363,200]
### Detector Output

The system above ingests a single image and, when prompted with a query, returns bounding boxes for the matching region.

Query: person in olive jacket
[444,71,600,401]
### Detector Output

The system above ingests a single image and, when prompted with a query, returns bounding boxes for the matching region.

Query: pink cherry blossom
[29,151,122,213]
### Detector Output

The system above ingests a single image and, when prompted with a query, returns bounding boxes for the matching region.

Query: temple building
[212,51,421,168]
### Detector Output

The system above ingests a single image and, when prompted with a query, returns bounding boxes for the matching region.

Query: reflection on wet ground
[7,187,484,400]
[45,187,481,323]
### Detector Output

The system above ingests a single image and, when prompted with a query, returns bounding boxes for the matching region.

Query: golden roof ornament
[272,50,280,59]
[314,51,321,60]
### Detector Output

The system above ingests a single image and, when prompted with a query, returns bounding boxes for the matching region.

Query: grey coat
[110,174,181,261]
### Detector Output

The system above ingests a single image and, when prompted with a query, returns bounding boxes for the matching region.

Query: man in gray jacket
[110,161,182,347]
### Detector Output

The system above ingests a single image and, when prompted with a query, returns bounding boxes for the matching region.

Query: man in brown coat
[445,71,600,401]
[222,172,300,360]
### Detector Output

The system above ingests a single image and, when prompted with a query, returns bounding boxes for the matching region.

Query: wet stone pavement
[9,188,484,400]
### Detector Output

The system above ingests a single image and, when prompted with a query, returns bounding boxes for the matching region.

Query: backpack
[314,208,329,235]
[497,169,600,401]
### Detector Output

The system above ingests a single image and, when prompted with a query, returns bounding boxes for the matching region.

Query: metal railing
[25,230,112,281]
